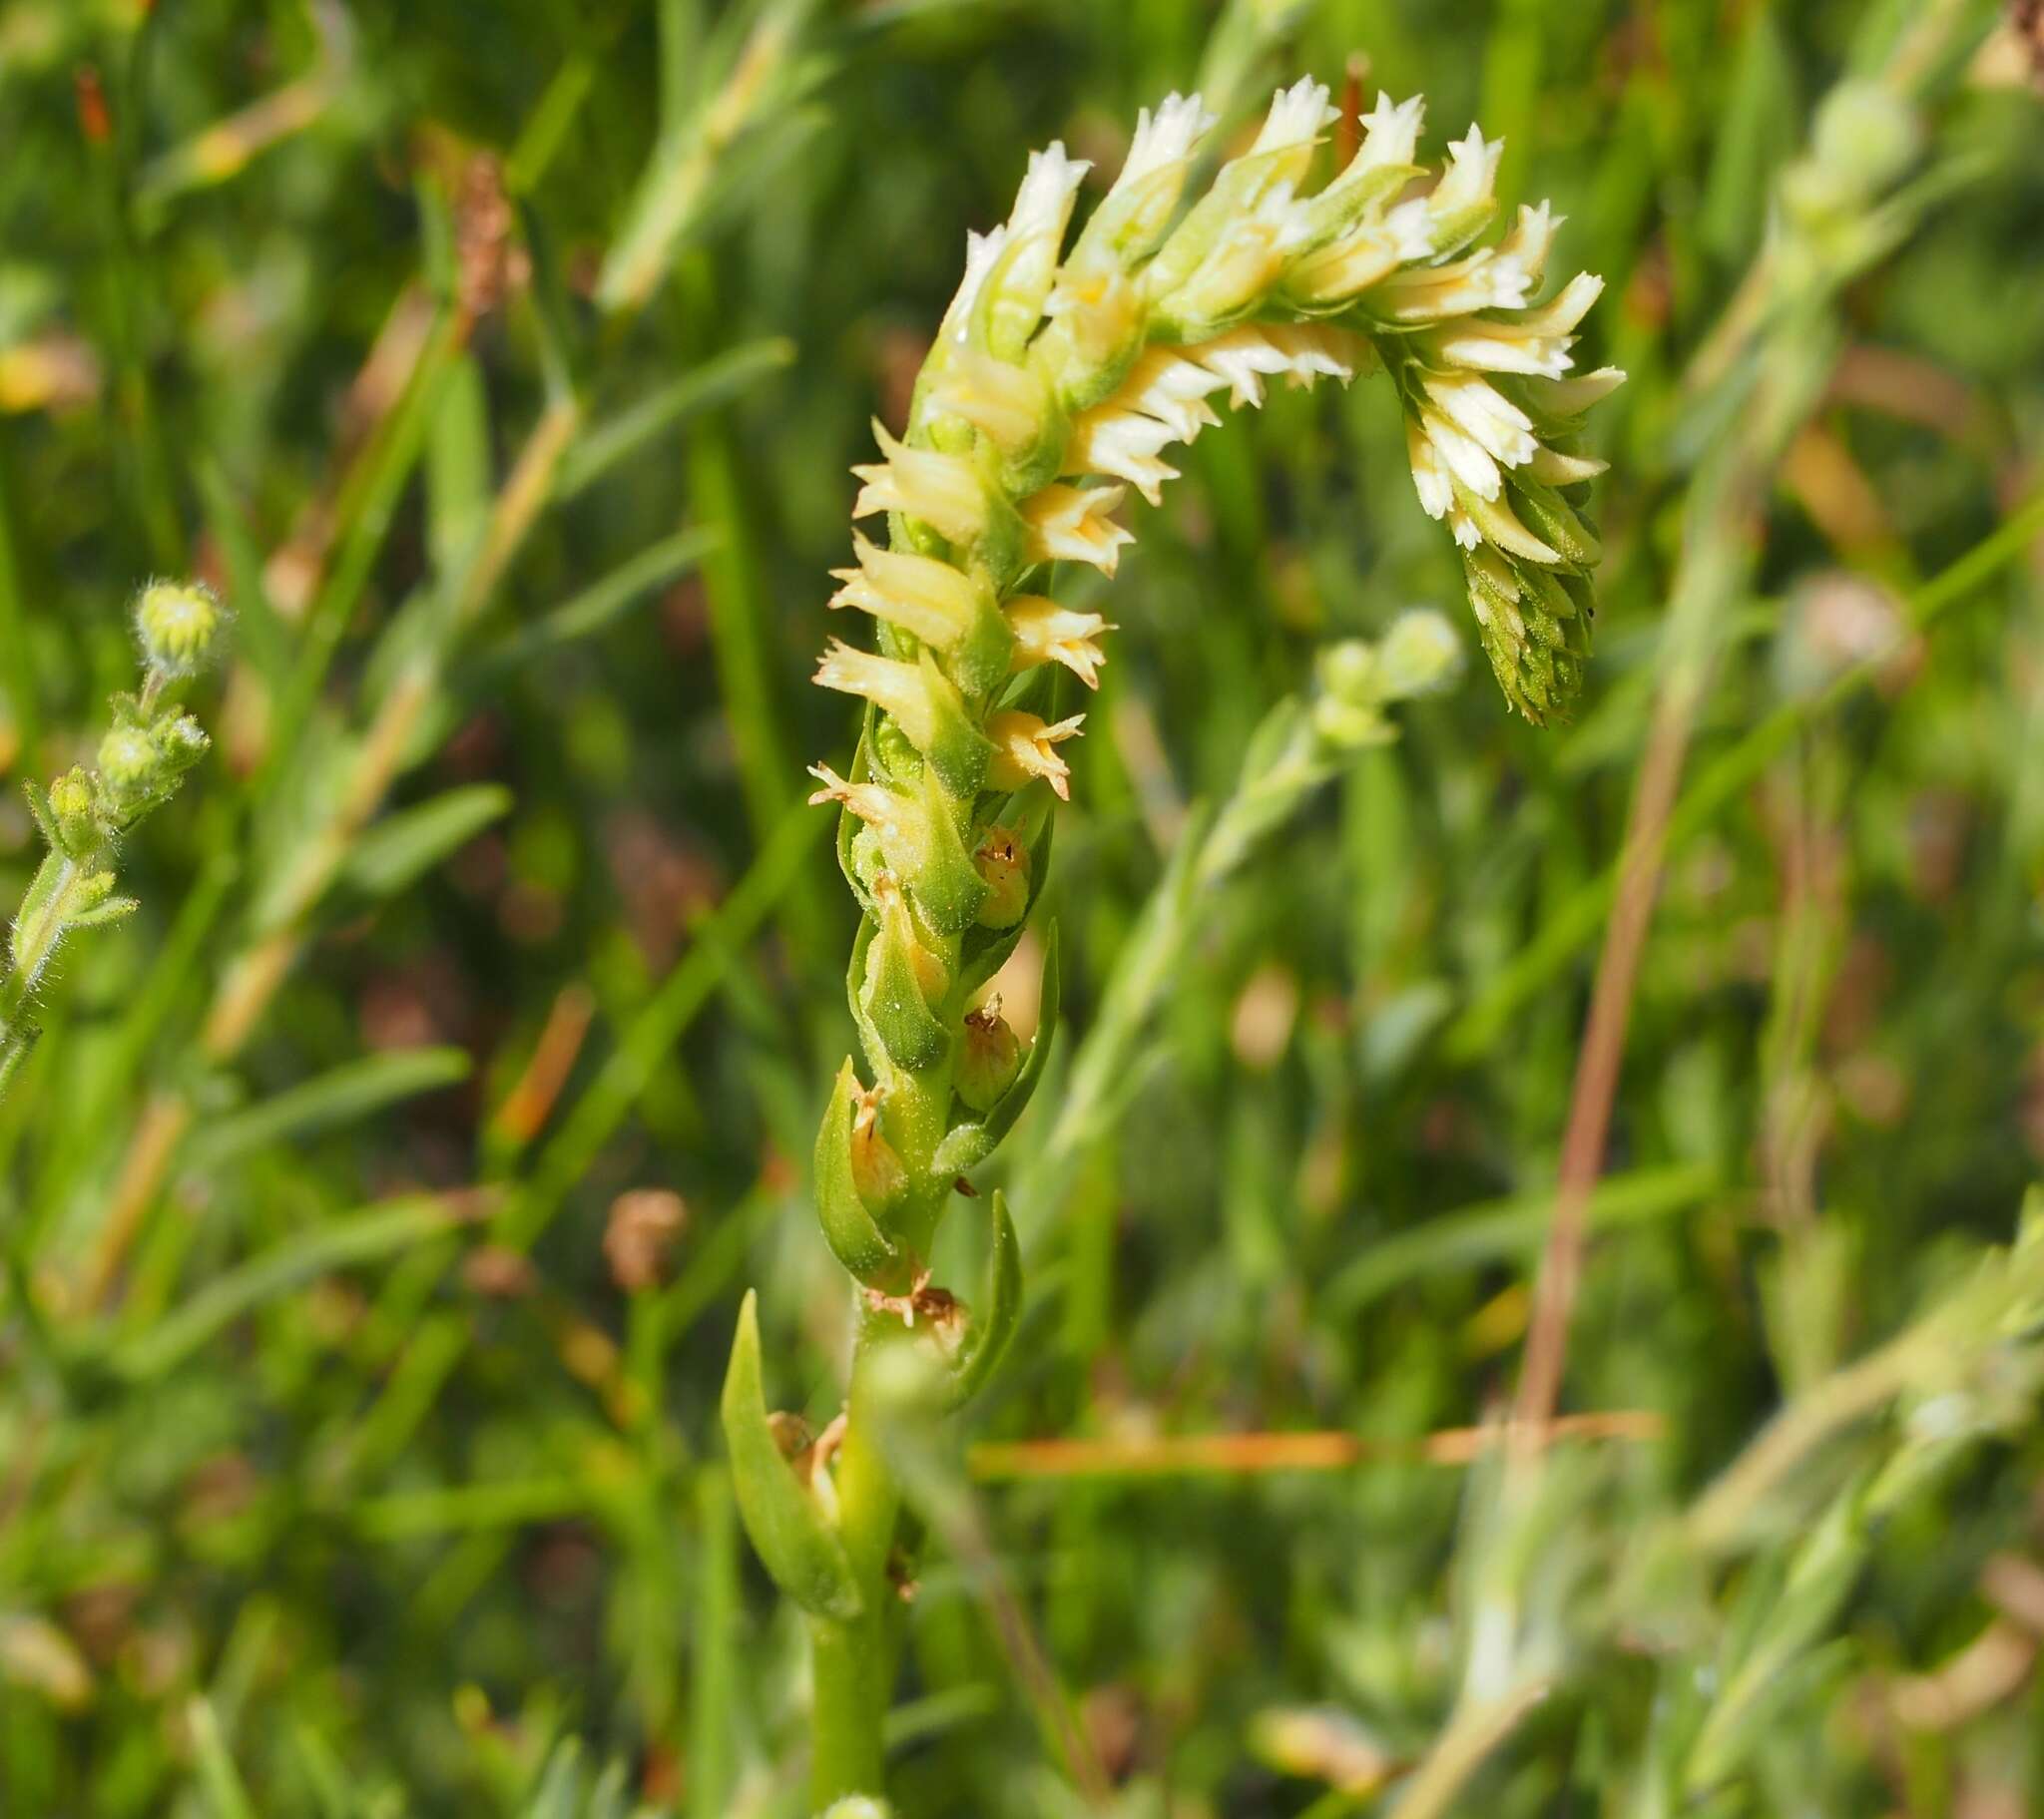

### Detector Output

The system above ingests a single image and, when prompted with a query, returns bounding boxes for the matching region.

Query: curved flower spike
[742,81,1622,1809]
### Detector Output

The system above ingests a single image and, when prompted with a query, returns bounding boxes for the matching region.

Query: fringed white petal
[1006,597,1112,689]
[1251,77,1339,159]
[1422,372,1539,469]
[1122,92,1216,186]
[1529,365,1628,415]
[1023,485,1135,575]
[1008,142,1092,243]
[1063,406,1182,505]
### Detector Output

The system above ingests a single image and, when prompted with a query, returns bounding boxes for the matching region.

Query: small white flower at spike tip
[1342,92,1427,185]
[1122,91,1218,188]
[1006,596,1113,689]
[1068,91,1217,277]
[1372,240,1533,321]
[1008,142,1092,243]
[1419,271,1605,378]
[1023,485,1135,575]
[986,143,1093,350]
[829,531,982,648]
[1247,77,1340,183]
[851,421,987,547]
[986,710,1085,800]
[1531,366,1629,417]
[939,226,1010,347]
[1421,125,1504,232]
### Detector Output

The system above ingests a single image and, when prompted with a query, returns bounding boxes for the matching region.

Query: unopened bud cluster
[6,581,222,1014]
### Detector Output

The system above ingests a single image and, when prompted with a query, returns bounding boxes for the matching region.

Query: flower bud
[134,580,226,678]
[47,767,101,855]
[1376,610,1463,700]
[1310,643,1389,748]
[152,711,211,775]
[974,825,1031,929]
[981,145,1090,359]
[1068,92,1216,275]
[71,869,117,915]
[1806,80,1920,210]
[97,725,157,790]
[956,998,1022,1114]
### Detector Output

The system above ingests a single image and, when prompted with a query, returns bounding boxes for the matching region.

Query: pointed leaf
[64,895,140,930]
[720,1292,863,1621]
[860,924,949,1075]
[344,786,513,899]
[189,1047,473,1169]
[947,1190,1022,1408]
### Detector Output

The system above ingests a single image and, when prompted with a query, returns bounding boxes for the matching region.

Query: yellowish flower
[986,710,1085,799]
[1005,597,1112,689]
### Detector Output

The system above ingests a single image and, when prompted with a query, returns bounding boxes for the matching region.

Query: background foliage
[1,0,2042,1814]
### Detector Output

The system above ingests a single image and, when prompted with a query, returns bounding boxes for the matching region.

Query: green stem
[809,1613,888,1808]
[809,1313,908,1807]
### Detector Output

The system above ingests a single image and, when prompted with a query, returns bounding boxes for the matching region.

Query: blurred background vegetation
[1,0,2042,1813]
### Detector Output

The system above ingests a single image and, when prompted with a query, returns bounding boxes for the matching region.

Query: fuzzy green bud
[973,825,1031,929]
[151,711,211,775]
[71,869,117,914]
[96,726,158,790]
[1311,643,1391,748]
[956,999,1022,1114]
[1805,80,1920,210]
[1376,609,1464,701]
[47,768,102,855]
[134,581,226,678]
